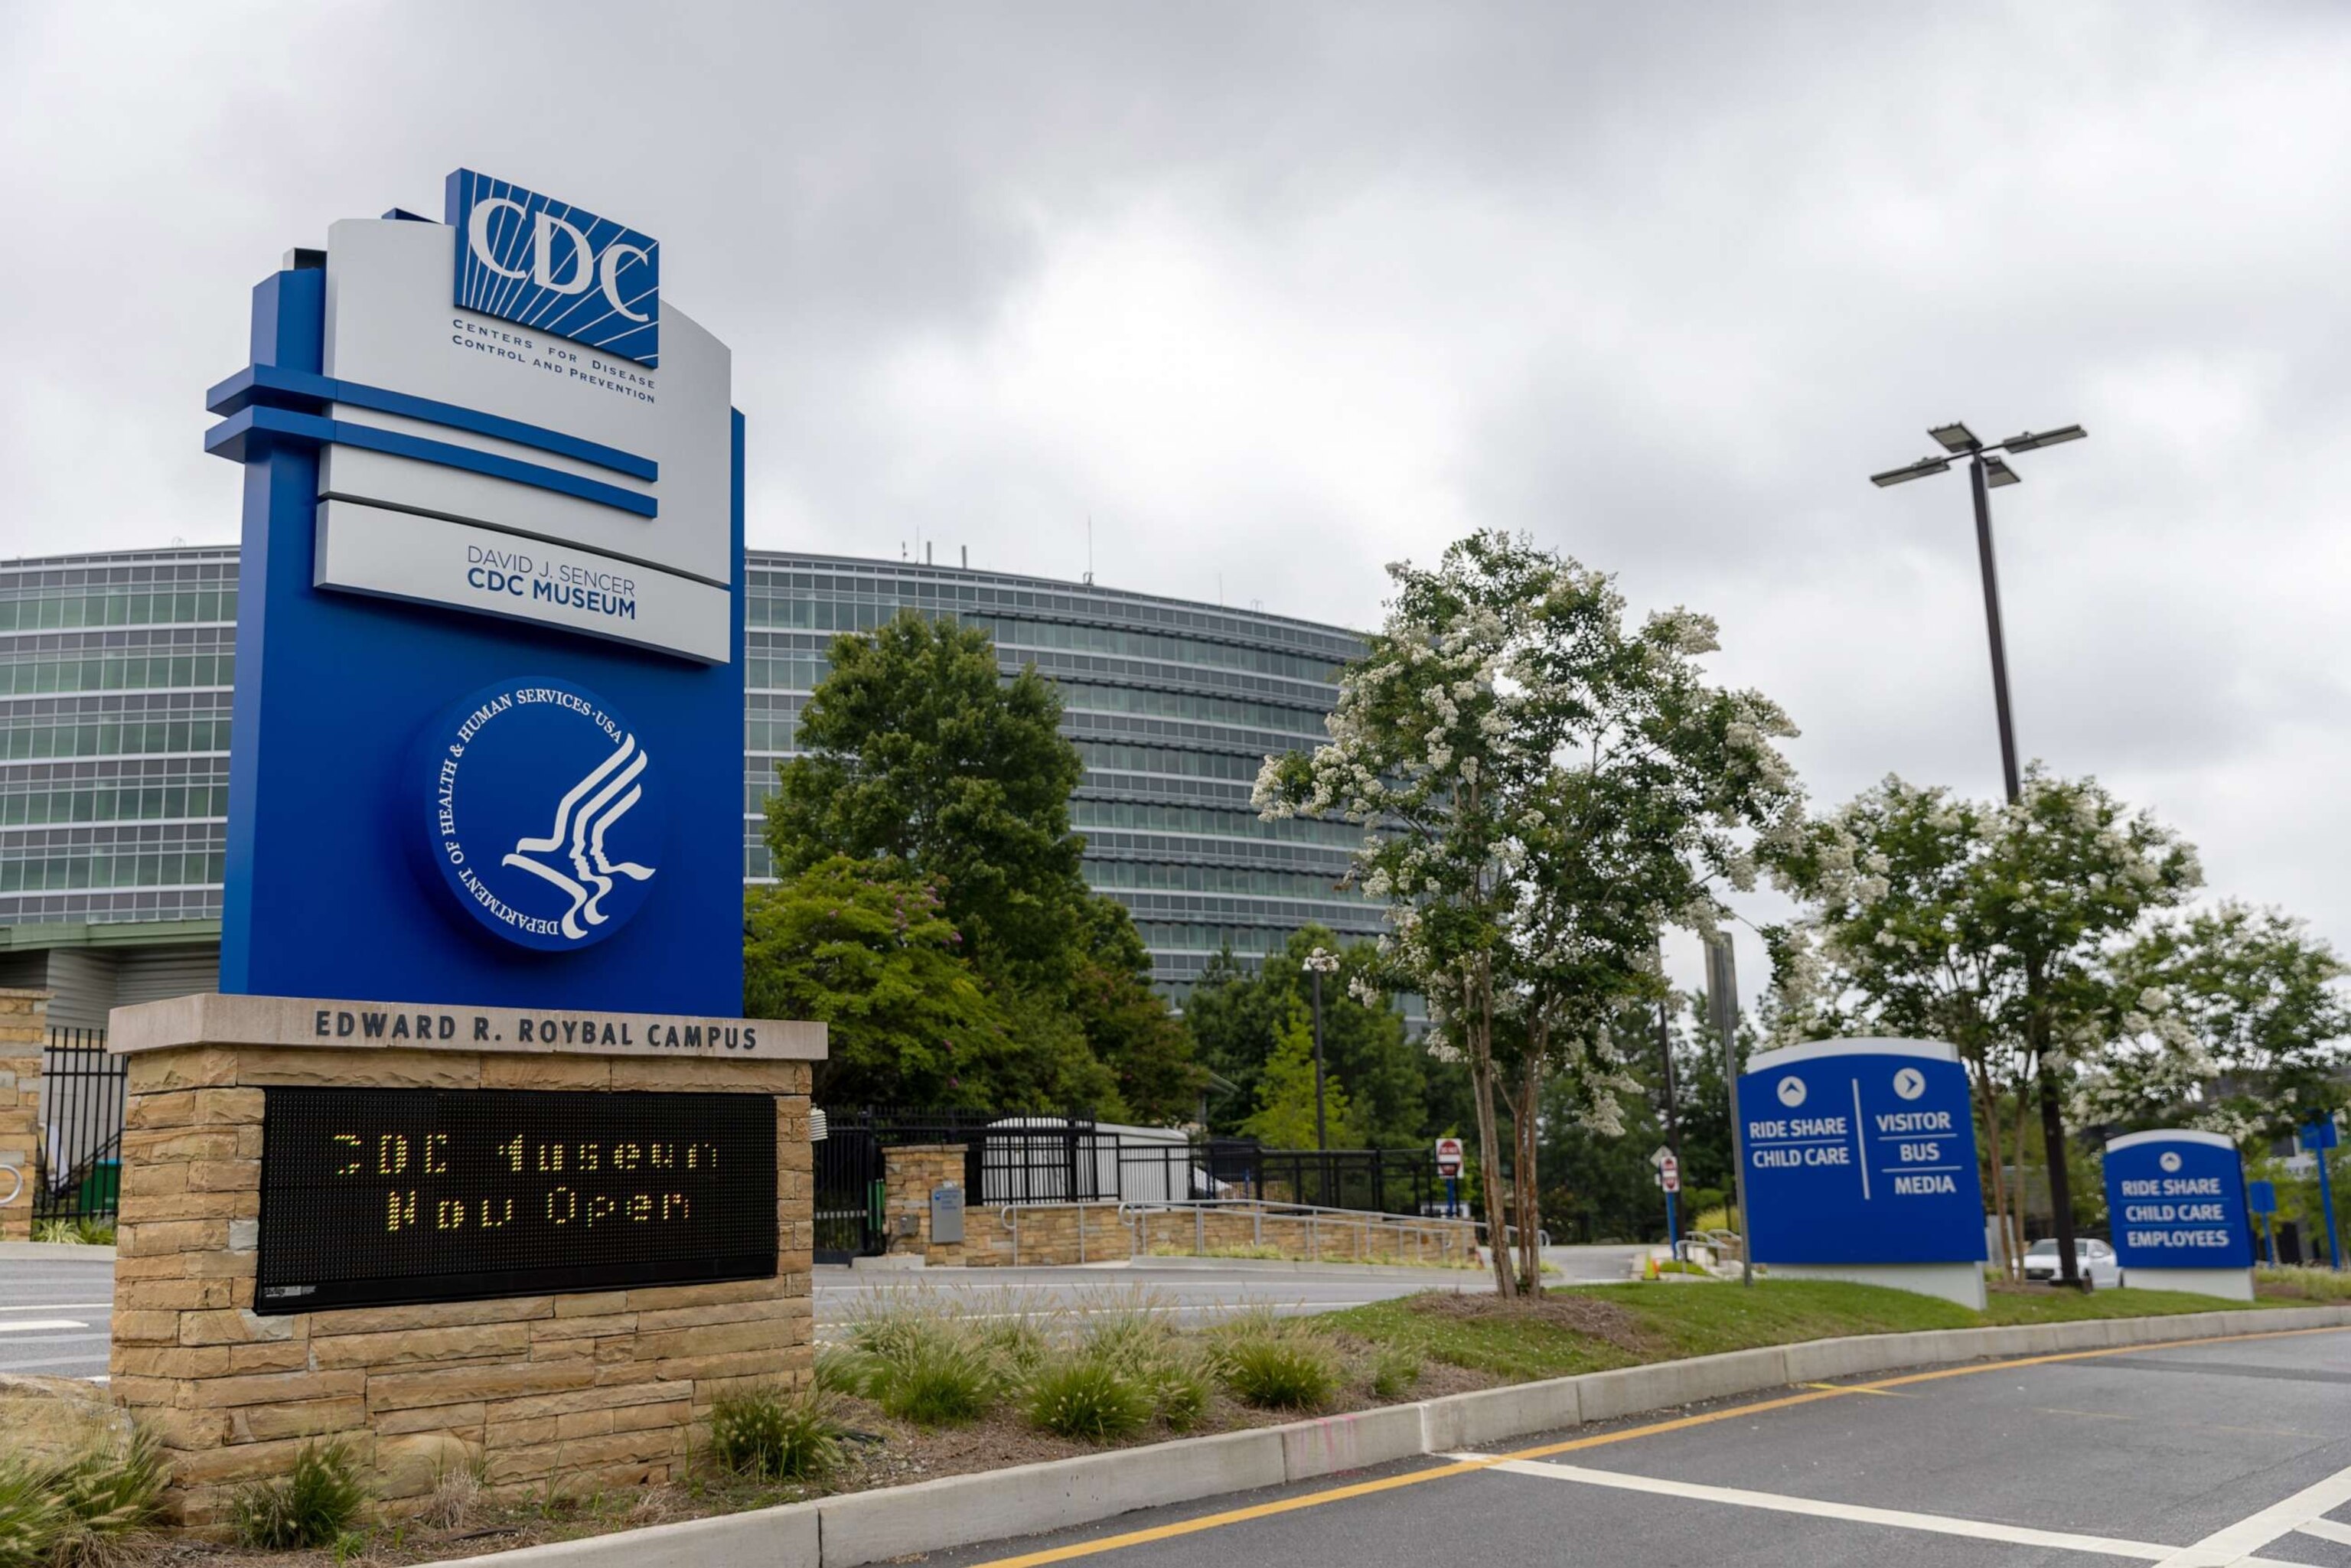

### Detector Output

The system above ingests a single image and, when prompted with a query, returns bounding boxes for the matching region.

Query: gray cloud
[5,0,2348,994]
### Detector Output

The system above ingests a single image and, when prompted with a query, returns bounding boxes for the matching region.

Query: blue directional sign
[1738,1040,1987,1266]
[2104,1131,2252,1271]
[2248,1181,2277,1216]
[2303,1118,2341,1152]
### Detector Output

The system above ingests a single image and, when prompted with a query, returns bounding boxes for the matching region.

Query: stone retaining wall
[110,1043,815,1529]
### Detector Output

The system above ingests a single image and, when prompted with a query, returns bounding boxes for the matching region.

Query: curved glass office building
[0,546,1380,1025]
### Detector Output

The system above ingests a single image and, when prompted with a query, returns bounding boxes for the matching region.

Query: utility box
[930,1184,966,1244]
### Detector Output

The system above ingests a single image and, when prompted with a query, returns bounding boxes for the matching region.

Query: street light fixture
[1870,417,2090,1286]
[1302,947,1341,1153]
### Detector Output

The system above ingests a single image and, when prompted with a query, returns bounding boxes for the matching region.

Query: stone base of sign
[0,989,49,1241]
[2121,1266,2254,1301]
[104,993,824,1533]
[1766,1261,1988,1310]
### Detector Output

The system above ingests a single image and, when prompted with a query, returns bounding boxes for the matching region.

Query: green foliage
[765,613,1087,984]
[1022,1357,1153,1441]
[0,1425,165,1568]
[1188,929,1443,1147]
[1240,1003,1370,1149]
[30,1218,115,1246]
[814,1344,871,1397]
[2087,902,2351,1143]
[842,1309,1004,1426]
[745,856,1018,1107]
[230,1439,368,1550]
[709,1384,841,1481]
[755,611,1194,1117]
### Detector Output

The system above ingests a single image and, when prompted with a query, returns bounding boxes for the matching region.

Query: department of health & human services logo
[419,676,664,951]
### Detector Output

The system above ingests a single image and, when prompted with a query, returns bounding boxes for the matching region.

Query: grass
[1323,1277,2301,1384]
[0,1425,165,1568]
[2256,1265,2351,1301]
[230,1439,369,1550]
[1024,1357,1155,1440]
[709,1384,842,1481]
[30,1217,116,1247]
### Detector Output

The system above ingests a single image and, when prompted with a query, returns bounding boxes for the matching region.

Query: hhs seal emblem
[420,676,664,950]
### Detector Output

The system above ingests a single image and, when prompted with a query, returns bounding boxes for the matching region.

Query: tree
[1241,1006,1371,1149]
[1769,769,2202,1269]
[1258,531,1803,1295]
[743,856,1014,1107]
[765,613,1087,987]
[1184,928,1436,1147]
[761,612,1196,1118]
[1067,893,1205,1124]
[2076,902,2351,1143]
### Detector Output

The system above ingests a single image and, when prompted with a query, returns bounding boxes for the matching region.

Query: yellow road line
[968,1321,2351,1568]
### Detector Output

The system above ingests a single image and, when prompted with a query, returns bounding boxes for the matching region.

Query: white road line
[0,1302,110,1312]
[2153,1458,2351,1566]
[0,1319,89,1333]
[1468,1459,2308,1566]
[2296,1519,2351,1547]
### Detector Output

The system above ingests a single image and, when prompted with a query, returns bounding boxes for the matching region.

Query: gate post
[0,989,49,1240]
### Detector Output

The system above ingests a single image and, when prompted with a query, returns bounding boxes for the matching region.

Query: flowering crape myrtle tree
[1255,531,1805,1296]
[1768,770,2201,1270]
[2075,902,2351,1145]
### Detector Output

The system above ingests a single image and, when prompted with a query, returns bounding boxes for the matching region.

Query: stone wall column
[0,988,50,1240]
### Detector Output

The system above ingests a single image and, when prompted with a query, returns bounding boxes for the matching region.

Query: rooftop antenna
[1084,515,1094,585]
[961,545,968,569]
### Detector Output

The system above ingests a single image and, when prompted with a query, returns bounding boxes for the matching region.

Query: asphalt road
[0,1247,1644,1381]
[926,1323,2351,1568]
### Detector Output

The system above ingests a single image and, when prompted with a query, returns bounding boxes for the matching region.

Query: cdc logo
[419,676,664,952]
[446,169,660,366]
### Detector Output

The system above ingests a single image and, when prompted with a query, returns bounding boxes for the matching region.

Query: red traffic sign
[1661,1165,1681,1194]
[1433,1136,1465,1176]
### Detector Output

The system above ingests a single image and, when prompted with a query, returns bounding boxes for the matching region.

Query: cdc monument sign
[1740,1038,1989,1308]
[201,168,740,1007]
[2102,1130,2255,1300]
[99,174,825,1527]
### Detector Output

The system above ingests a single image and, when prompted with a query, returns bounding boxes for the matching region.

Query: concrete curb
[0,1241,116,1261]
[448,1302,2351,1567]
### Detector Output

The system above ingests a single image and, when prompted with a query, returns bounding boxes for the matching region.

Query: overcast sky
[5,2,2347,996]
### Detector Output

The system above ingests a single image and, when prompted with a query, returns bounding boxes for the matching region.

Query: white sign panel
[308,215,734,659]
[316,500,732,663]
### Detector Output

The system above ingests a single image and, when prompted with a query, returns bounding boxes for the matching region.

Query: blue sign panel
[2303,1118,2341,1152]
[1740,1042,1987,1266]
[2104,1131,2252,1271]
[2248,1180,2277,1216]
[446,169,660,366]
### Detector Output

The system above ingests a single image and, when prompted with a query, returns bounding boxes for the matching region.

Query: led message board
[254,1087,776,1312]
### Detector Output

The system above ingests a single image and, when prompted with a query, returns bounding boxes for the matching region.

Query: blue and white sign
[2103,1130,2253,1298]
[421,677,664,952]
[448,170,660,366]
[202,172,743,1015]
[1740,1038,1988,1306]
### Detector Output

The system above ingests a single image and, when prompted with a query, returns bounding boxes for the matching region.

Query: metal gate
[34,1028,127,1229]
[814,1120,886,1265]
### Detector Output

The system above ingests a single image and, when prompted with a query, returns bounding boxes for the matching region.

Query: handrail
[0,1165,22,1207]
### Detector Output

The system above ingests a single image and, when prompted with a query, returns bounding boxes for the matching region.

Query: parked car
[2021,1237,2122,1289]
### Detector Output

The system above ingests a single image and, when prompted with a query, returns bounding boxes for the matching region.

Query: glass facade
[0,547,1381,997]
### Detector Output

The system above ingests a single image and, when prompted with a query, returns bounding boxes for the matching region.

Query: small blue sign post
[2103,1130,2255,1300]
[2248,1180,2278,1267]
[1738,1039,1988,1308]
[2303,1117,2341,1271]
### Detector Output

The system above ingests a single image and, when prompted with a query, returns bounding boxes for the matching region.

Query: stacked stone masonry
[109,1044,815,1530]
[0,989,42,1240]
[872,1145,1475,1269]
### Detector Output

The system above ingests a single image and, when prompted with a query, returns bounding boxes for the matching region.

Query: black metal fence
[34,1028,126,1228]
[812,1107,1443,1262]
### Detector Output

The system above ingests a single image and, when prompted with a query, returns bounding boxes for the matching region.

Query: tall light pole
[1303,947,1341,1154]
[1872,419,2089,1286]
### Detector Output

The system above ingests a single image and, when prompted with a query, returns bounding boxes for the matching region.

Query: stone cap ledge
[107,992,827,1061]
